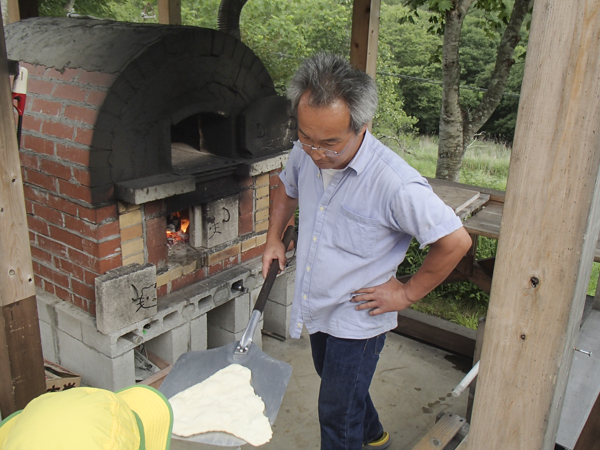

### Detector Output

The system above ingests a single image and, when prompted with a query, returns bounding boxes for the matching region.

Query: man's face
[296,92,365,170]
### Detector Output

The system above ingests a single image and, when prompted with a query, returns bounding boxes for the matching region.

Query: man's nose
[310,149,325,162]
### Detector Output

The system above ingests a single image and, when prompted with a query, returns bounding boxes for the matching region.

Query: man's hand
[351,277,414,316]
[261,238,287,279]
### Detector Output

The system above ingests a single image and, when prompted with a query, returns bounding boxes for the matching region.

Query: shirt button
[297,323,302,328]
[313,236,317,242]
[306,266,311,272]
[320,206,324,211]
[303,294,307,300]
[317,173,321,178]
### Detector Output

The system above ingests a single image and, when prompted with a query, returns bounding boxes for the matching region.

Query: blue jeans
[310,332,386,450]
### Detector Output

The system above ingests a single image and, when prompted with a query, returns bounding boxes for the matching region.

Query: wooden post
[468,1,600,449]
[0,10,46,416]
[349,0,380,80]
[6,0,20,24]
[158,0,181,25]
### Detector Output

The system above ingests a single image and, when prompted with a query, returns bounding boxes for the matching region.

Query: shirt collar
[345,129,374,176]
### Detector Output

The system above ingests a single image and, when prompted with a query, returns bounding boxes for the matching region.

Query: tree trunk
[436,0,534,181]
[436,0,473,182]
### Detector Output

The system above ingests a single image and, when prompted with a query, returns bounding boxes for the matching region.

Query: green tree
[404,0,533,181]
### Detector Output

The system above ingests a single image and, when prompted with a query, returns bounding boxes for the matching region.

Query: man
[262,53,472,450]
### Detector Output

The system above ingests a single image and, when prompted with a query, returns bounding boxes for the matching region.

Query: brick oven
[5,17,297,390]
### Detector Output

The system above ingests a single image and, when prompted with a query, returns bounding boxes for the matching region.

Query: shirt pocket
[333,205,379,258]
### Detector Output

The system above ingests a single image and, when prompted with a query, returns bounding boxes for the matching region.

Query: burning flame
[180,218,190,233]
[166,212,190,247]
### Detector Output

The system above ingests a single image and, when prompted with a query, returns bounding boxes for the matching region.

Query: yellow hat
[0,386,173,450]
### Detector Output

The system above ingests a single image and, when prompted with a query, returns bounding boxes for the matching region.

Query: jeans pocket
[374,333,386,356]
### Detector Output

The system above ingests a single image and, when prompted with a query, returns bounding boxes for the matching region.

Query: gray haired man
[262,53,471,450]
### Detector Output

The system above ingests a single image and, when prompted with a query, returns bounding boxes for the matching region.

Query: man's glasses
[291,133,357,157]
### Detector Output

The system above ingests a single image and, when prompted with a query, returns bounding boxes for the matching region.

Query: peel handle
[254,225,296,314]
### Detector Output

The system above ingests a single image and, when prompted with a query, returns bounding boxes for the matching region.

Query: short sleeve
[390,177,463,248]
[279,145,302,199]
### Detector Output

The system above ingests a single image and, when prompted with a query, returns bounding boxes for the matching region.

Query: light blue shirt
[280,130,463,339]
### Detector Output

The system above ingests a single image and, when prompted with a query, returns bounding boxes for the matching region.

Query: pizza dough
[168,364,272,446]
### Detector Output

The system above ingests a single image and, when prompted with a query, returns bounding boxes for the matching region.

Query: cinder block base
[35,255,295,391]
[262,265,296,339]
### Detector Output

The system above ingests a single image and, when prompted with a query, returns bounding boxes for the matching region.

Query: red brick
[96,221,120,240]
[209,262,223,277]
[238,212,253,235]
[171,271,197,292]
[25,169,56,192]
[43,280,55,295]
[22,115,43,132]
[147,244,167,268]
[34,274,43,289]
[64,105,98,125]
[31,99,62,116]
[97,238,121,258]
[83,269,97,286]
[38,235,68,258]
[85,89,108,106]
[144,200,165,218]
[77,71,116,88]
[39,264,69,288]
[64,215,95,236]
[31,246,53,263]
[28,78,55,95]
[47,193,79,216]
[95,204,118,223]
[49,225,84,251]
[241,243,266,262]
[157,284,168,297]
[74,127,94,146]
[73,295,84,310]
[24,185,48,203]
[54,285,72,302]
[21,64,46,77]
[41,159,72,180]
[57,258,85,282]
[19,152,39,170]
[239,189,253,215]
[69,248,99,271]
[98,254,122,274]
[146,217,166,248]
[42,120,74,140]
[53,84,87,102]
[57,179,92,203]
[224,255,239,270]
[72,279,95,301]
[25,199,34,215]
[56,144,89,165]
[45,67,81,82]
[23,135,54,155]
[34,203,63,226]
[72,167,91,186]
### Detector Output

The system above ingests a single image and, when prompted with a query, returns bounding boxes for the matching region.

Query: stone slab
[115,173,196,205]
[96,263,157,335]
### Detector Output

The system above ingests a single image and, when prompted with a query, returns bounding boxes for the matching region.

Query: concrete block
[38,320,57,362]
[56,329,135,391]
[244,153,289,177]
[269,270,293,306]
[190,314,208,351]
[207,323,243,349]
[95,263,157,334]
[145,324,191,364]
[208,294,250,333]
[190,196,239,248]
[36,292,60,324]
[54,302,84,341]
[263,299,292,339]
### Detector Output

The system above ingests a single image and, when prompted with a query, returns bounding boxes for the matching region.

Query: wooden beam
[158,0,181,25]
[350,0,380,80]
[6,0,20,24]
[468,1,600,449]
[0,9,45,416]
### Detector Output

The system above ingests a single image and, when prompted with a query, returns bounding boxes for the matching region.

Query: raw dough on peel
[169,364,272,446]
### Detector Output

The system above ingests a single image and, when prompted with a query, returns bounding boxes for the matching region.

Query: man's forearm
[403,228,472,303]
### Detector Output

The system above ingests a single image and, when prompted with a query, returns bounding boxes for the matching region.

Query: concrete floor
[171,330,472,450]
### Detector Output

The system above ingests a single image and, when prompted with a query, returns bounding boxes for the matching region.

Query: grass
[380,133,600,329]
